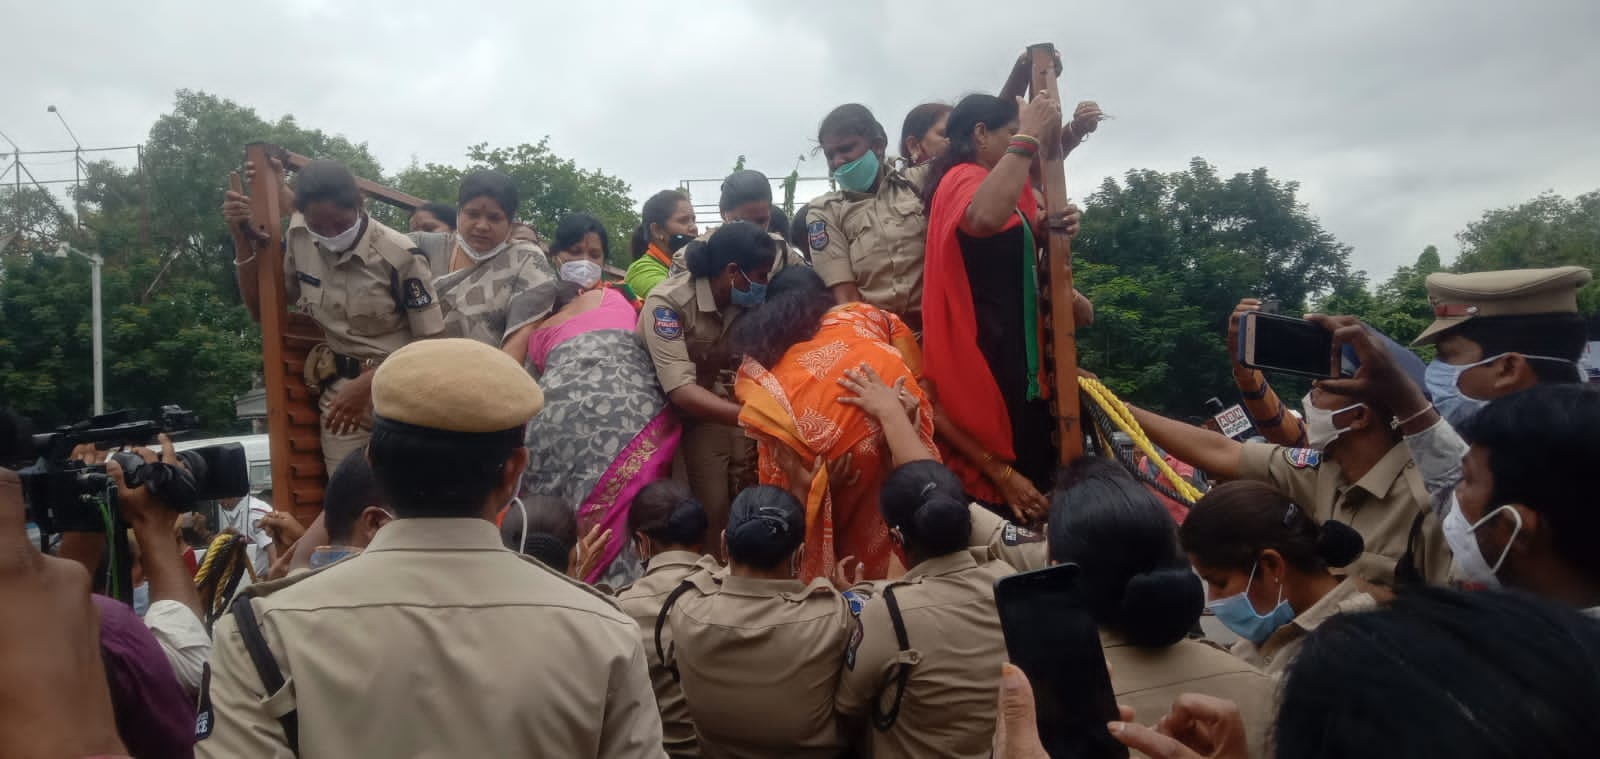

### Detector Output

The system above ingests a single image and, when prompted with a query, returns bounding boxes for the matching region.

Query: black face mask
[667,233,695,252]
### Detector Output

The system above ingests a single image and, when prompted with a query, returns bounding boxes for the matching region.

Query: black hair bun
[1115,568,1204,648]
[1316,520,1365,569]
[911,493,970,555]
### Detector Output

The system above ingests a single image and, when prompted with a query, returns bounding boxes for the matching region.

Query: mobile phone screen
[1240,311,1337,379]
[995,564,1128,759]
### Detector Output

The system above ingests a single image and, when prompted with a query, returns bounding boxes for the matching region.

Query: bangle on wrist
[1011,134,1041,147]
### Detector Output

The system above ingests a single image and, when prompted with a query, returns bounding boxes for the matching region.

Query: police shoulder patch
[402,278,433,309]
[844,615,864,670]
[1284,447,1322,469]
[807,220,829,251]
[194,664,214,740]
[296,271,321,287]
[1002,523,1045,546]
[653,306,683,340]
[842,589,866,616]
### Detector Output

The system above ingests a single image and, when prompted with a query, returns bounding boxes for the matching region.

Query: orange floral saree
[734,302,938,581]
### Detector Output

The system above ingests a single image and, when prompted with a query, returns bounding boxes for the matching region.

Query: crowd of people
[4,50,1599,759]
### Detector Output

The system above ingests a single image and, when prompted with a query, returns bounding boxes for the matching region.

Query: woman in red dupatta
[920,90,1087,513]
[731,267,936,581]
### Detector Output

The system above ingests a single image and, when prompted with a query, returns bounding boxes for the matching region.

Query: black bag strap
[871,585,914,731]
[230,595,300,756]
[1393,509,1431,587]
[654,579,699,683]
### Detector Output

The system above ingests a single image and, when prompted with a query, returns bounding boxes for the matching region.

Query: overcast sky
[3,0,1596,281]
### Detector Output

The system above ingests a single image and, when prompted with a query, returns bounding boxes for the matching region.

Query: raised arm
[965,91,1061,237]
[1128,405,1244,481]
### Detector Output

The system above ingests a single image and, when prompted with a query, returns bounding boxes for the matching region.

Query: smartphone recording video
[995,564,1128,759]
[1237,311,1339,379]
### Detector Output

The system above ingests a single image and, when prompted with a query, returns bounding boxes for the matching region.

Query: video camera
[9,406,252,534]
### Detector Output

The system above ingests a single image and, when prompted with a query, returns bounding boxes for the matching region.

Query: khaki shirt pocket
[344,280,404,338]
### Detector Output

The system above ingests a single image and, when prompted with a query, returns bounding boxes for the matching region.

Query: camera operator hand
[0,468,128,758]
[56,444,112,576]
[108,435,206,624]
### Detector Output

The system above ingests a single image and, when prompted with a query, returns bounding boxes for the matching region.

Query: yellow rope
[194,533,259,624]
[1078,376,1205,505]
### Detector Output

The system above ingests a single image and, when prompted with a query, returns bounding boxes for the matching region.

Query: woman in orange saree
[730,267,937,582]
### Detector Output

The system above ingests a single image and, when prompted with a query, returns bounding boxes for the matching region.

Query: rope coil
[194,532,258,631]
[1078,376,1204,505]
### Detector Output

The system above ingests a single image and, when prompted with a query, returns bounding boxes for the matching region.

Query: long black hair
[1180,481,1364,575]
[1277,587,1600,759]
[818,103,888,148]
[921,94,1018,208]
[629,480,708,550]
[880,461,970,558]
[1047,457,1203,648]
[458,170,520,219]
[729,266,833,368]
[725,485,805,570]
[633,189,689,258]
[685,221,776,279]
[900,102,951,159]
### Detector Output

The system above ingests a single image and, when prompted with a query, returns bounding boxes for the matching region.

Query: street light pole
[56,244,104,415]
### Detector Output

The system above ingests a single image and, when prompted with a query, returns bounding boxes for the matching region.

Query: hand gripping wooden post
[231,143,328,522]
[1027,43,1085,465]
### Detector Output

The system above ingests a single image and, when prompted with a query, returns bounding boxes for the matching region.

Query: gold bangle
[1012,134,1041,147]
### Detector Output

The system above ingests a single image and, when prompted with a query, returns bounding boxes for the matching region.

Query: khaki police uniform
[836,551,1013,759]
[806,163,931,333]
[285,213,444,475]
[665,571,854,759]
[616,551,723,759]
[1104,632,1277,759]
[1239,441,1450,587]
[1230,575,1378,676]
[965,502,1048,572]
[198,339,666,759]
[638,272,757,533]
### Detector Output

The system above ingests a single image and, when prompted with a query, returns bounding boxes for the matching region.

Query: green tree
[391,140,639,267]
[1073,158,1358,414]
[1454,190,1600,311]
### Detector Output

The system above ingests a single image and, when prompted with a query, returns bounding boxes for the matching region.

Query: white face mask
[1442,493,1522,588]
[457,232,510,263]
[309,214,364,253]
[559,259,603,288]
[1301,393,1363,450]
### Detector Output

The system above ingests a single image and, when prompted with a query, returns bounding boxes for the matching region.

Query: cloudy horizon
[3,0,1596,283]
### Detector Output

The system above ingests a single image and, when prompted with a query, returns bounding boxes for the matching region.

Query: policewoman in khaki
[225,159,445,477]
[1048,458,1277,759]
[638,222,779,549]
[198,339,665,758]
[965,502,1048,571]
[660,485,859,759]
[836,461,1012,759]
[1182,481,1378,677]
[615,481,721,759]
[807,104,931,333]
[669,170,809,278]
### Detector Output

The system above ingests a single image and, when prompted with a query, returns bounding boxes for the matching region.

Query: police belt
[332,352,379,380]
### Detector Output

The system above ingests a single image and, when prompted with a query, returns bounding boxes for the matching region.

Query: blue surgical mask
[310,546,362,569]
[832,150,881,193]
[1207,563,1295,645]
[132,581,150,617]
[1426,352,1581,427]
[1425,356,1496,427]
[731,269,767,307]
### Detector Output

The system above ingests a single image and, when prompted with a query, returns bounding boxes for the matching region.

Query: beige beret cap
[372,338,543,432]
[1412,266,1591,346]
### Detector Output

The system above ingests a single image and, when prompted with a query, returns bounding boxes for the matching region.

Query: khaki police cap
[372,338,544,432]
[1412,266,1592,346]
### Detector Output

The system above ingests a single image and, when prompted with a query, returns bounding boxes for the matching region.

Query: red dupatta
[921,162,1036,502]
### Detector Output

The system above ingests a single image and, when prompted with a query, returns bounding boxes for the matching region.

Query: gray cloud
[3,0,1596,280]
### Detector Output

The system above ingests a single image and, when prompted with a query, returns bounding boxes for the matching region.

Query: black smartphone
[995,564,1128,759]
[1237,311,1338,379]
